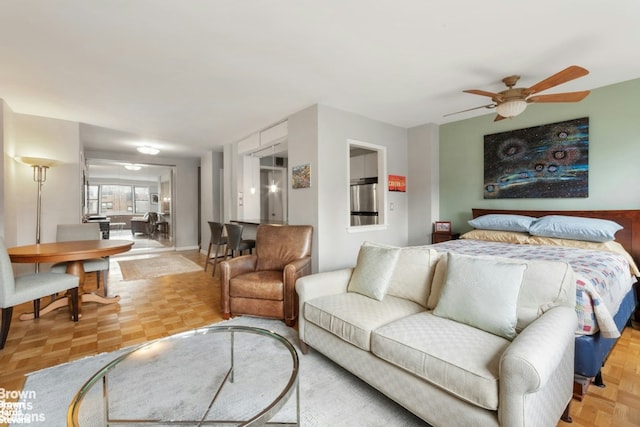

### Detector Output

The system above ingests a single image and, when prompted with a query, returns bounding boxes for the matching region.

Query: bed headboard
[471,208,640,265]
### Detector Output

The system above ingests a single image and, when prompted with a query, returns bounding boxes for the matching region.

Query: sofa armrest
[296,267,353,343]
[283,257,313,323]
[499,306,577,427]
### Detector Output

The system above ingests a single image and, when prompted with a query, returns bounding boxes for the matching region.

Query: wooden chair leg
[204,242,213,271]
[69,288,79,322]
[96,270,101,289]
[102,271,108,297]
[1,307,13,349]
[33,299,41,319]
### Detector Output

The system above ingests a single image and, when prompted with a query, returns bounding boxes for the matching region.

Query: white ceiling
[1,1,639,159]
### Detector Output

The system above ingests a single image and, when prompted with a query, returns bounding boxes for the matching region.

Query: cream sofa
[296,243,577,427]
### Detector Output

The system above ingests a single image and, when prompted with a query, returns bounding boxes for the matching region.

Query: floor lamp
[16,156,59,270]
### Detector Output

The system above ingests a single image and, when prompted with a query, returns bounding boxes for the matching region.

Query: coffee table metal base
[68,325,300,426]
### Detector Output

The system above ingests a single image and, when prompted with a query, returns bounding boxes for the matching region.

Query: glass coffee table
[67,325,300,426]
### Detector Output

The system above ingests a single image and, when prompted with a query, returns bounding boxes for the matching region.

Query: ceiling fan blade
[463,89,504,102]
[494,114,507,122]
[527,90,591,103]
[443,103,495,117]
[524,65,589,95]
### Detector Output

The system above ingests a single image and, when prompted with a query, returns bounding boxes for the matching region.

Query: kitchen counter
[232,219,287,226]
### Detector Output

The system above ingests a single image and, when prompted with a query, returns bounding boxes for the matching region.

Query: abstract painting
[291,163,311,189]
[484,117,589,199]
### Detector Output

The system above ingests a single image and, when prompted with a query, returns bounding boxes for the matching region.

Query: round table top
[8,240,134,264]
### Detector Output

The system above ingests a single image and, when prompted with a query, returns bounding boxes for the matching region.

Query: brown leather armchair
[219,224,313,327]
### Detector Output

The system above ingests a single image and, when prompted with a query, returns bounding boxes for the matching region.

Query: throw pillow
[364,242,440,306]
[433,252,527,340]
[347,244,401,301]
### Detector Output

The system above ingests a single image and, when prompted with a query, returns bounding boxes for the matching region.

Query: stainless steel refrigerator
[350,181,378,226]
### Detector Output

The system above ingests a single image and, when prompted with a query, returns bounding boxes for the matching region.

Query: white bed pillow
[347,244,400,301]
[433,252,527,340]
[468,214,536,232]
[529,215,622,242]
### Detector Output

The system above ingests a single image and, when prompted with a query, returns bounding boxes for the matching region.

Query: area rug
[15,317,427,426]
[117,254,202,281]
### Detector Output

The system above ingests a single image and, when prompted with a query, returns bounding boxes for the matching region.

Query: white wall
[407,123,439,245]
[225,103,412,273]
[315,105,409,271]
[287,105,319,270]
[4,111,81,247]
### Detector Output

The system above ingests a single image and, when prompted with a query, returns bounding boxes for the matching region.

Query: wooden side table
[431,233,460,244]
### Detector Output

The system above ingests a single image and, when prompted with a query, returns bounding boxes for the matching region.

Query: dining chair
[1,238,79,349]
[223,223,256,259]
[204,221,227,275]
[50,224,110,295]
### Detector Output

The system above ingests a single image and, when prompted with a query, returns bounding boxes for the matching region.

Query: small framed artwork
[292,163,311,189]
[434,221,451,234]
[151,194,159,204]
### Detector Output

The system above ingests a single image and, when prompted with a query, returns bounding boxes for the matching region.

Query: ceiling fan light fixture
[137,145,160,155]
[496,99,527,118]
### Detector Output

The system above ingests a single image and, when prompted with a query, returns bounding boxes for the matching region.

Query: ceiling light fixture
[496,99,527,118]
[124,163,142,171]
[137,145,160,155]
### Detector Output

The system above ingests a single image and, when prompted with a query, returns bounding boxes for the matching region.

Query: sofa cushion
[304,293,424,351]
[371,312,510,410]
[433,252,527,340]
[347,244,400,301]
[428,254,575,332]
[365,242,440,307]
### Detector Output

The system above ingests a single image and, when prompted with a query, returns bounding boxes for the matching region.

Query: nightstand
[431,233,460,244]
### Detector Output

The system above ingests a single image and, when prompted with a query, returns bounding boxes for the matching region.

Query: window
[87,185,99,215]
[134,186,150,213]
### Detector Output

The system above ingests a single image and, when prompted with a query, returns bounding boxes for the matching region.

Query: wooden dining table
[8,240,134,320]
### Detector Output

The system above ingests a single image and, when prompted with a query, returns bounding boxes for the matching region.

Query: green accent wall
[439,78,640,234]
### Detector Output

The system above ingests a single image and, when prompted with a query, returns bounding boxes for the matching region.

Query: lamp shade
[15,156,59,168]
[496,100,527,118]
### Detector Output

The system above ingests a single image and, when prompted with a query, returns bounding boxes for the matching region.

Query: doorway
[85,159,176,253]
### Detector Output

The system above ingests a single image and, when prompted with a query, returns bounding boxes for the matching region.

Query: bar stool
[205,221,227,275]
[224,223,256,259]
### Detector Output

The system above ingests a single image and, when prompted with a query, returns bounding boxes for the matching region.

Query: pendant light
[249,154,256,195]
[269,145,277,193]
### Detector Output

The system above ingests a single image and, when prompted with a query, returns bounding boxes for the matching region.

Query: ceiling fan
[445,65,591,122]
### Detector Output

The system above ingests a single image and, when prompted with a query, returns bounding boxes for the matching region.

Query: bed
[431,208,640,400]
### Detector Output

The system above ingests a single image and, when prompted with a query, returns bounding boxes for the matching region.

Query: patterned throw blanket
[429,239,636,338]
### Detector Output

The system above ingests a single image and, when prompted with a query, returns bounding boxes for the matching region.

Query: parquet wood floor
[0,250,639,426]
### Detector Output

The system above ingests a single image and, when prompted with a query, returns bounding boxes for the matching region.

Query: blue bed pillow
[529,215,623,243]
[468,214,536,233]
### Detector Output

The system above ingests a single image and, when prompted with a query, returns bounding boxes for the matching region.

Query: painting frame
[483,117,589,199]
[434,221,451,234]
[291,163,311,189]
